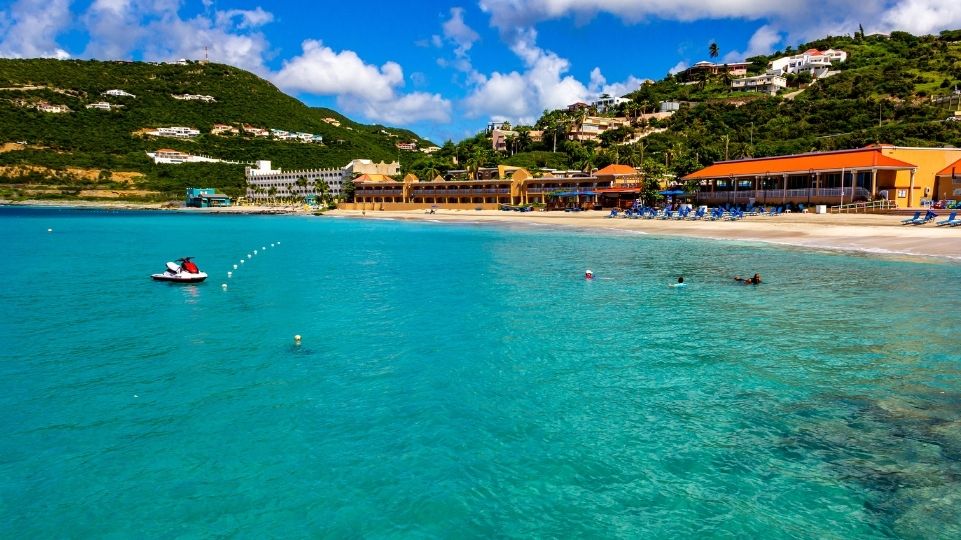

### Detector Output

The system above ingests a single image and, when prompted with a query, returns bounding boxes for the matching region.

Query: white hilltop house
[769,48,847,79]
[103,89,136,98]
[731,73,788,96]
[149,126,201,138]
[591,94,629,112]
[147,149,223,164]
[36,102,71,113]
[86,101,124,111]
[172,94,216,102]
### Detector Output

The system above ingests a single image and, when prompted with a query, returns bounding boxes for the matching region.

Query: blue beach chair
[901,211,921,225]
[916,209,938,225]
[936,212,957,226]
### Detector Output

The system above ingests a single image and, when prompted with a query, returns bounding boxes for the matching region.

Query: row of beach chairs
[608,205,791,221]
[901,210,961,226]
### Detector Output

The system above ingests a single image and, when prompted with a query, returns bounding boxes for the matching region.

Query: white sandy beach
[328,208,961,261]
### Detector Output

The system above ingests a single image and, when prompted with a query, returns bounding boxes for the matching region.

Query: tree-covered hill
[404,29,961,187]
[0,59,433,200]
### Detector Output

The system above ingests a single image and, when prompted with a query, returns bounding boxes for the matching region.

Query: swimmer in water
[734,273,762,285]
[585,269,594,280]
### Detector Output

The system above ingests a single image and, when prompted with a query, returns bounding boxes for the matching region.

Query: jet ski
[151,257,208,283]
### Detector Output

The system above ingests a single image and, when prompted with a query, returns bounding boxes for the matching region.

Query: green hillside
[409,29,961,187]
[0,59,432,200]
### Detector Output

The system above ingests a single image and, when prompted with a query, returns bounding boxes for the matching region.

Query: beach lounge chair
[936,212,957,226]
[915,210,938,225]
[608,209,619,218]
[901,211,922,224]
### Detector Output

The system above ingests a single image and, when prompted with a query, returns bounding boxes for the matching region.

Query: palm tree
[465,157,480,180]
[709,42,719,60]
[517,130,532,153]
[504,134,517,155]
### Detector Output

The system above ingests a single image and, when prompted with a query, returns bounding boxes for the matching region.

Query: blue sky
[2,0,961,143]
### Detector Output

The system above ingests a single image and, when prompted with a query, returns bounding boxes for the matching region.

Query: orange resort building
[683,145,961,208]
[348,165,645,211]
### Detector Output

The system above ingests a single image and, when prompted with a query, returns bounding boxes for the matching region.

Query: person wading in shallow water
[734,273,762,285]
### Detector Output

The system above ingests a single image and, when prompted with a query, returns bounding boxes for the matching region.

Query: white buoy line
[222,241,282,291]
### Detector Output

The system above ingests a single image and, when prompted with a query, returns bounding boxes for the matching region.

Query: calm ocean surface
[2,206,960,538]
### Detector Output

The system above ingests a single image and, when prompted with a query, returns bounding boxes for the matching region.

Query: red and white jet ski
[151,257,208,283]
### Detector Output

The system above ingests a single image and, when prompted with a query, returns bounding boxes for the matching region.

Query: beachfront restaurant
[683,145,961,208]
[185,187,231,208]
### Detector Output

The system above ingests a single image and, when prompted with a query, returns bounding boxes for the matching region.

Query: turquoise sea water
[2,206,960,538]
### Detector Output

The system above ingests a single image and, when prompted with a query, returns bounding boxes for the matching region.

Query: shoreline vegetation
[4,199,960,261]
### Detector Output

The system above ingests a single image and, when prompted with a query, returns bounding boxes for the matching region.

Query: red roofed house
[683,145,961,208]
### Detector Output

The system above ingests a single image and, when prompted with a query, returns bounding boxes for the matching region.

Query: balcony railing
[694,187,871,202]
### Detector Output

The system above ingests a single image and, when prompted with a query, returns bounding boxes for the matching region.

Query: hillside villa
[103,89,135,98]
[676,61,750,82]
[36,103,71,113]
[731,74,788,96]
[769,48,847,79]
[85,101,123,111]
[395,141,417,151]
[149,126,200,138]
[172,94,216,102]
[211,124,240,136]
[146,149,238,165]
[568,116,631,142]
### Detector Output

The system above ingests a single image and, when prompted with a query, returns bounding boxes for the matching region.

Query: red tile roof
[683,149,917,180]
[595,164,638,176]
[936,158,961,176]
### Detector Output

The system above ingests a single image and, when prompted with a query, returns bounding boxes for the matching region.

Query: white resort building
[245,161,347,201]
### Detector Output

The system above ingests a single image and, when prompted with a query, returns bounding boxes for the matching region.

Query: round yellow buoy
[221,283,228,290]
[240,260,245,264]
[227,271,232,278]
[233,264,238,269]
[294,334,302,345]
[254,250,258,255]
[47,228,53,232]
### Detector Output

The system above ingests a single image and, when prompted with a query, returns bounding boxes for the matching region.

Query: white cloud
[215,7,274,30]
[478,0,961,43]
[81,1,272,73]
[880,0,961,35]
[463,28,643,122]
[274,40,403,101]
[273,40,451,124]
[442,7,480,57]
[341,92,452,125]
[0,0,71,59]
[668,61,689,75]
[723,25,782,62]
